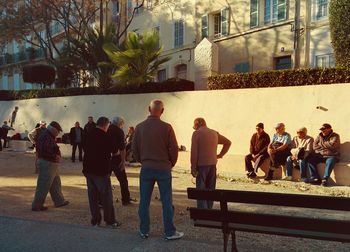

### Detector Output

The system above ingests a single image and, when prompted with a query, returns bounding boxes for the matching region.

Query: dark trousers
[196,165,217,209]
[71,143,82,161]
[245,153,268,172]
[111,155,130,204]
[1,136,8,148]
[86,174,116,225]
[269,149,291,169]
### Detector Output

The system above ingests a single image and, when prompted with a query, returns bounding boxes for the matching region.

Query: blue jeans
[285,156,307,179]
[85,174,116,225]
[196,165,216,209]
[139,168,176,236]
[308,153,338,180]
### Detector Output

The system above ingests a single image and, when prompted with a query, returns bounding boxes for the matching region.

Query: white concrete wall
[1,84,350,161]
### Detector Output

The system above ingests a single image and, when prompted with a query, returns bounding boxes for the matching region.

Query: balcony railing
[0,48,45,66]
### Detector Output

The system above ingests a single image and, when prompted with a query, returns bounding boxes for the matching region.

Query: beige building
[128,0,335,89]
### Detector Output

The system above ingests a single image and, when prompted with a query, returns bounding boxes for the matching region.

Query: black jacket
[107,124,126,154]
[84,122,96,135]
[69,127,83,144]
[82,127,112,176]
[249,131,270,155]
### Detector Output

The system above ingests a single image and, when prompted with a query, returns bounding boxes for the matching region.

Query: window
[275,56,291,70]
[13,73,20,90]
[221,8,229,36]
[316,0,328,20]
[127,0,133,18]
[234,62,250,73]
[153,26,160,48]
[174,20,184,48]
[175,64,187,79]
[214,13,221,38]
[250,0,259,28]
[264,0,286,24]
[2,74,8,90]
[315,53,335,68]
[157,69,166,82]
[201,15,208,39]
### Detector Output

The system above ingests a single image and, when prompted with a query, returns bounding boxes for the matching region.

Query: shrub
[0,79,194,101]
[208,68,350,90]
[329,0,350,68]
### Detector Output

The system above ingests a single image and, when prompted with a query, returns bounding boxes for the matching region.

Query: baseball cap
[49,121,62,132]
[274,123,285,129]
[256,123,264,129]
[319,123,332,131]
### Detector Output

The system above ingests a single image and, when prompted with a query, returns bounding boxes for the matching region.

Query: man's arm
[168,126,179,167]
[217,133,231,158]
[28,128,37,144]
[258,134,270,155]
[249,135,254,154]
[190,132,198,176]
[324,134,340,150]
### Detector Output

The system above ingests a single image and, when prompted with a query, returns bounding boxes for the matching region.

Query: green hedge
[208,68,350,90]
[0,78,194,101]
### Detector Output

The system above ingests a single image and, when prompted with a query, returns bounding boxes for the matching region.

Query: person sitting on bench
[265,123,291,181]
[283,127,313,182]
[245,123,270,178]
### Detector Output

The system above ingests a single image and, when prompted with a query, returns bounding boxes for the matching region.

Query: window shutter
[221,7,229,36]
[201,15,208,39]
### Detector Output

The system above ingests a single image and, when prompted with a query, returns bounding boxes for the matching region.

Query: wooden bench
[187,188,350,252]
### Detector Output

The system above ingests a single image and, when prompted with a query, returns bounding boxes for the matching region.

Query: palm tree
[103,31,170,85]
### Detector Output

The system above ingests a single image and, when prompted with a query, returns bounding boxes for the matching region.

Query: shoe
[264,170,274,181]
[92,223,101,227]
[106,222,122,229]
[55,201,69,208]
[282,176,292,181]
[139,231,149,239]
[300,178,308,183]
[165,231,184,240]
[32,206,48,211]
[321,178,328,187]
[247,171,257,178]
[309,177,321,185]
[122,198,137,206]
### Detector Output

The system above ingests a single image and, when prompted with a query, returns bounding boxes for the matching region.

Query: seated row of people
[245,122,340,186]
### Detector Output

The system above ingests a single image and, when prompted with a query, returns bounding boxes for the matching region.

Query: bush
[329,0,350,68]
[208,68,350,90]
[0,78,194,101]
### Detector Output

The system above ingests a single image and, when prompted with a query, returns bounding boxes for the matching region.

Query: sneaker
[106,222,122,229]
[321,178,328,187]
[122,198,137,206]
[165,231,184,240]
[139,231,149,239]
[247,171,257,178]
[282,176,292,181]
[309,177,321,185]
[264,170,274,181]
[32,206,48,211]
[55,201,69,208]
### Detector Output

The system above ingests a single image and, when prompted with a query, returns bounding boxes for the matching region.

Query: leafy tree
[329,0,350,68]
[103,31,171,85]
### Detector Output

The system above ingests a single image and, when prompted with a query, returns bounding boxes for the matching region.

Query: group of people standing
[245,122,340,186]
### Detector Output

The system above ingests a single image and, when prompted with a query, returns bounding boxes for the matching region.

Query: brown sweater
[191,126,231,169]
[132,116,178,170]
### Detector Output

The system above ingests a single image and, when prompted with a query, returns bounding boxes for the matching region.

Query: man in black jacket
[83,116,121,228]
[245,123,270,178]
[108,116,134,206]
[83,116,96,135]
[69,121,83,162]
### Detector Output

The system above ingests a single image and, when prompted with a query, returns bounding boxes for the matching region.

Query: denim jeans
[285,156,307,179]
[139,168,176,237]
[196,165,216,209]
[308,153,338,180]
[32,159,65,209]
[85,174,116,225]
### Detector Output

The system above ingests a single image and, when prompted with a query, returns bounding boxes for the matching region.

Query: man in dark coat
[83,116,96,135]
[82,116,121,228]
[69,121,83,162]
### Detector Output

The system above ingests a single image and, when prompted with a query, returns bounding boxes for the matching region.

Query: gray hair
[112,116,125,127]
[149,99,164,112]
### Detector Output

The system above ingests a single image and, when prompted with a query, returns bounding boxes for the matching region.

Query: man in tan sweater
[132,100,184,240]
[190,118,231,209]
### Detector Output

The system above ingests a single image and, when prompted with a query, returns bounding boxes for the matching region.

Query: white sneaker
[165,231,184,240]
[282,176,292,181]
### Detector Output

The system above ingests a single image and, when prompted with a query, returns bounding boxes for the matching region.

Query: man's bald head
[149,99,164,117]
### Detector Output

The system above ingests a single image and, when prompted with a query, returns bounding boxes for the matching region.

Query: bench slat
[189,208,350,235]
[187,188,350,211]
[193,220,350,243]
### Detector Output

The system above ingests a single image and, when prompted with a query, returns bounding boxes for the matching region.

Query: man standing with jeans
[132,100,183,240]
[190,118,231,209]
[83,116,121,228]
[307,123,340,186]
[69,121,83,162]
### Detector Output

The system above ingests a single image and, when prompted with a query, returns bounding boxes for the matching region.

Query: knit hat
[256,123,264,129]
